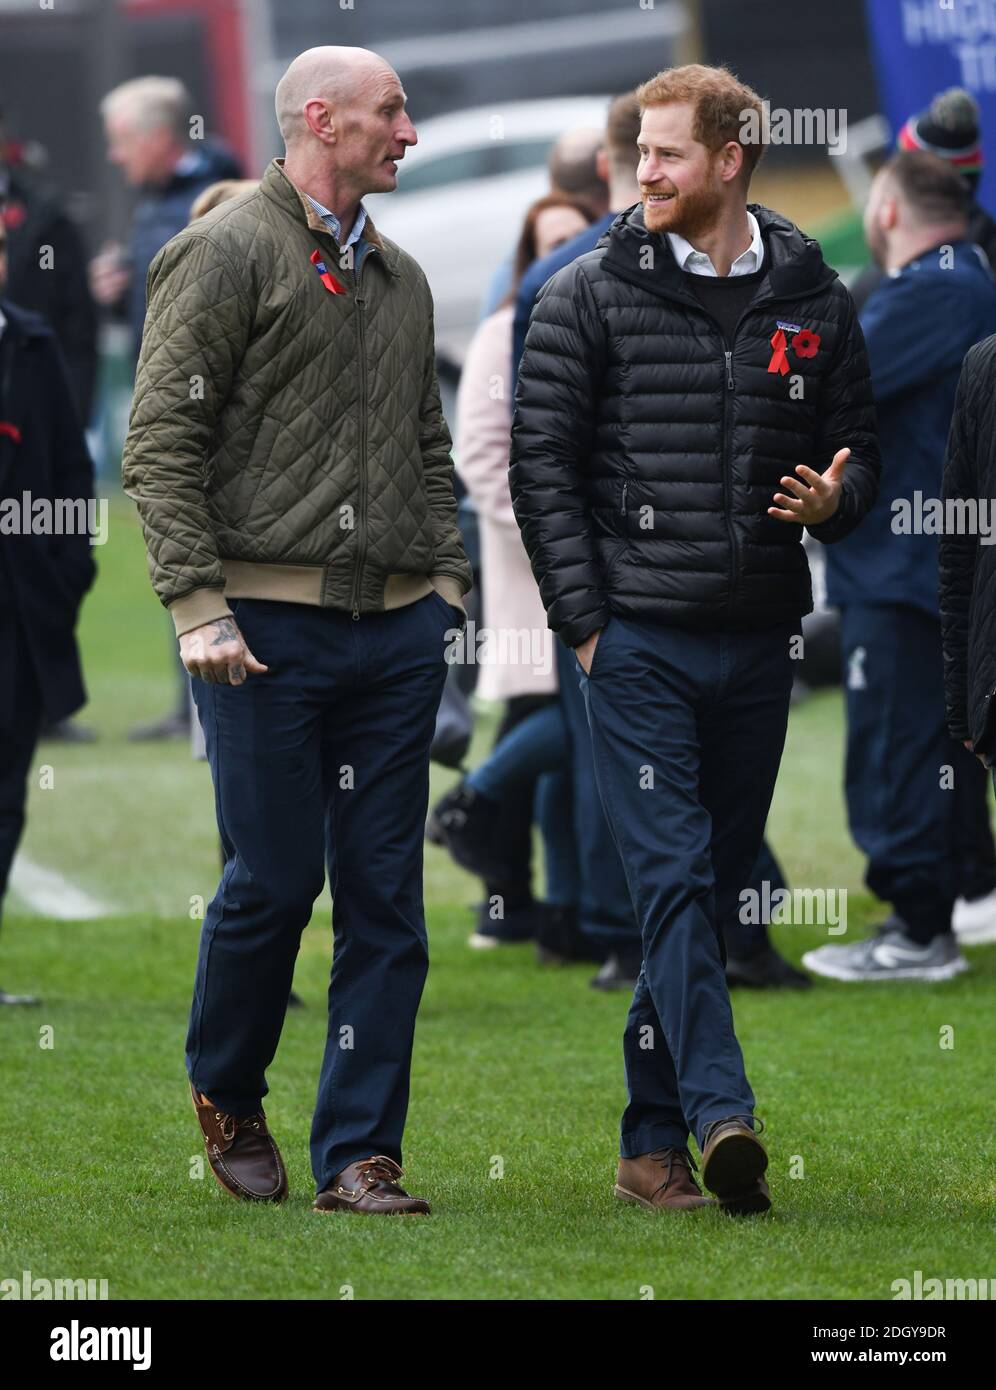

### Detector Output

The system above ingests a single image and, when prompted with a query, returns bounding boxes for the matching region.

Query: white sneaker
[952,888,996,945]
[802,925,969,982]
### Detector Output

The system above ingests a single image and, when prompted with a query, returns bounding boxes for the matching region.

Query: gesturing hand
[180,616,269,686]
[768,447,850,526]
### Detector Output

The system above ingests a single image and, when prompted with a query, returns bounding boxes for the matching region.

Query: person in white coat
[434,193,599,955]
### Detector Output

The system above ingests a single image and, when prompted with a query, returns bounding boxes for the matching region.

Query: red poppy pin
[767,321,820,373]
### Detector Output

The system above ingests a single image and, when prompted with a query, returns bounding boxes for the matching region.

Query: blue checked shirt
[305,194,371,273]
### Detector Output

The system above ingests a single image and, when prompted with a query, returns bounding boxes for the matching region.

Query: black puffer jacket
[940,333,996,750]
[509,202,880,647]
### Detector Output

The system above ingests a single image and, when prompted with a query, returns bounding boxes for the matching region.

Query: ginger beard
[642,153,726,241]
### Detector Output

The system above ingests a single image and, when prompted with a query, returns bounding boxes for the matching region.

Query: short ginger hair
[635,64,767,184]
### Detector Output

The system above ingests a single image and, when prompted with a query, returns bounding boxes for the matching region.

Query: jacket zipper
[639,283,822,619]
[715,290,819,616]
[350,252,370,620]
[722,348,737,612]
[620,480,628,516]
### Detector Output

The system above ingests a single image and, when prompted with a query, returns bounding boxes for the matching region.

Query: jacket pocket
[604,537,627,586]
[588,616,613,677]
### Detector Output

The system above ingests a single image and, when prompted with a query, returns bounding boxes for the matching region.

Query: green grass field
[1,495,993,1301]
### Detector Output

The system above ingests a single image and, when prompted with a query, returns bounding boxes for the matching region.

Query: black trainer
[535,904,607,965]
[468,899,540,949]
[725,944,812,990]
[590,946,643,991]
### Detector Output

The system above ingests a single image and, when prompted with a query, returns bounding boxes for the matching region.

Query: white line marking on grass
[8,856,116,920]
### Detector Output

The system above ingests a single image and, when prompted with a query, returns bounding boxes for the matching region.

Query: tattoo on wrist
[210,618,239,646]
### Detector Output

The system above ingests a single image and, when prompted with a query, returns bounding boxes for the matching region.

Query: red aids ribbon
[309,248,346,294]
[792,328,821,359]
[0,421,22,443]
[767,328,790,375]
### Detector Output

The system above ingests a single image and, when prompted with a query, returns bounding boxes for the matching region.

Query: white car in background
[364,96,613,361]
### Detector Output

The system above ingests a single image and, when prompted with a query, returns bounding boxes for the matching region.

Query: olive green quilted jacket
[122,158,472,636]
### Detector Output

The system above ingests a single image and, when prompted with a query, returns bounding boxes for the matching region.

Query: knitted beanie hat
[898,88,984,189]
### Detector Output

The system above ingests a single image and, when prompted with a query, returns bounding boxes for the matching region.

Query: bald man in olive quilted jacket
[122,46,471,1215]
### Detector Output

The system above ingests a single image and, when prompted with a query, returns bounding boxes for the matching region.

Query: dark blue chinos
[578,615,796,1156]
[188,589,453,1194]
[840,605,968,943]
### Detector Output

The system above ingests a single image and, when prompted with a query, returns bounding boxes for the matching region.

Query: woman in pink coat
[435,193,600,952]
[456,195,596,699]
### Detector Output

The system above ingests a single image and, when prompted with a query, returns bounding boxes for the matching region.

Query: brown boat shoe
[189,1080,288,1203]
[313,1156,431,1215]
[614,1146,714,1211]
[700,1114,771,1215]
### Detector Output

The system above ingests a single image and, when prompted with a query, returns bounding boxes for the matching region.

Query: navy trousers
[840,603,989,943]
[578,614,795,1156]
[188,591,451,1194]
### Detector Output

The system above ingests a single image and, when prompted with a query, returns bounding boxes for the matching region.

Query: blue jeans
[578,614,795,1155]
[188,591,450,1193]
[467,702,576,905]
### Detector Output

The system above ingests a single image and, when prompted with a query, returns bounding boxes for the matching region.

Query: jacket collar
[261,158,401,276]
[599,200,837,304]
[895,237,991,281]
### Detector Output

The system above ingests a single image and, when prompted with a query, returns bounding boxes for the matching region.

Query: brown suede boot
[189,1080,288,1203]
[614,1147,714,1210]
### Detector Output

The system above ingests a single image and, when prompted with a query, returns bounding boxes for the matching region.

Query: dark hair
[883,149,973,224]
[509,192,600,292]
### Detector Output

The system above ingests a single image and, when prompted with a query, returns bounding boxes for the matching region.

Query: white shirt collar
[667,210,764,278]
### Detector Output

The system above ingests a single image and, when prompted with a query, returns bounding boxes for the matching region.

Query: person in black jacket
[0,113,98,425]
[940,337,996,784]
[0,220,97,1005]
[510,64,880,1216]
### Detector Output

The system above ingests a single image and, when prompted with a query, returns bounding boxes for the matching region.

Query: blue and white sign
[865,0,996,211]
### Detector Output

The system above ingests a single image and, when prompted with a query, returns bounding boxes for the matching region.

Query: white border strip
[8,857,116,921]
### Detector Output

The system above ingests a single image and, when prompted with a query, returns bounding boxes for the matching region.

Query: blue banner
[865,0,996,212]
